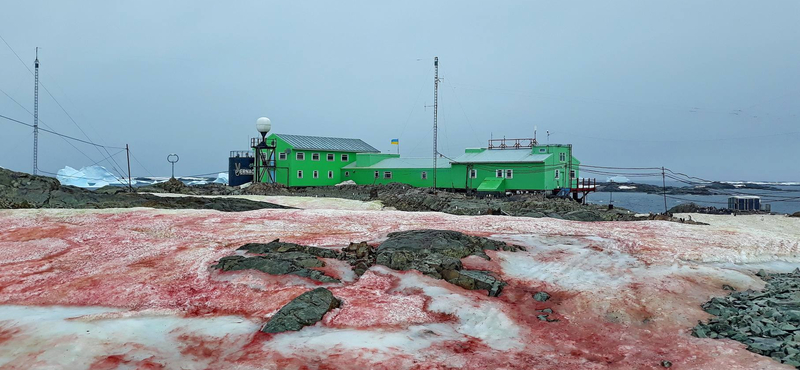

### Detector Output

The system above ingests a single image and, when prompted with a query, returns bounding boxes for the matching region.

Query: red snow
[0,208,795,369]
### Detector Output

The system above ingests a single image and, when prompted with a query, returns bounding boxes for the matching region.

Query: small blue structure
[728,196,761,211]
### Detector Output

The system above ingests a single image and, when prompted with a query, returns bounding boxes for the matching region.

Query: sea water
[588,185,800,215]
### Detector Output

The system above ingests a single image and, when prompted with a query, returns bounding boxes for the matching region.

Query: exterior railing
[487,138,537,149]
[572,178,597,190]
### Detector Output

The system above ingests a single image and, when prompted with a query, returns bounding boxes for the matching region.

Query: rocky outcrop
[0,167,288,212]
[374,229,524,296]
[211,254,339,283]
[693,269,800,368]
[791,212,800,218]
[214,230,522,296]
[261,287,341,333]
[338,241,376,276]
[238,239,339,259]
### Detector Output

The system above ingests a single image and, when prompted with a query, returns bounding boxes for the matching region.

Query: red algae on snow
[0,208,797,369]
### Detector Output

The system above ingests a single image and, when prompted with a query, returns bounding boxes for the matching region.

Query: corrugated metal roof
[275,134,380,153]
[343,157,452,169]
[451,149,551,164]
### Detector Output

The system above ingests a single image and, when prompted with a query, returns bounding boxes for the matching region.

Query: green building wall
[258,134,362,186]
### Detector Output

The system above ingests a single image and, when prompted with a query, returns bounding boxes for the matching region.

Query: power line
[0,34,127,180]
[129,151,155,177]
[0,113,124,149]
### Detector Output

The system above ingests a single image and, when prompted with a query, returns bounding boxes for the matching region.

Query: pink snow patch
[0,208,796,369]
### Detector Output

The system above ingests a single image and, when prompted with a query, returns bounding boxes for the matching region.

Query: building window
[327,153,335,161]
[555,169,560,179]
[539,148,546,153]
[421,171,428,180]
[470,169,477,179]
[374,171,380,178]
[279,152,287,161]
[296,152,305,161]
[313,170,319,179]
[496,169,504,178]
[570,170,576,178]
[341,154,349,162]
[505,169,513,179]
[384,171,392,179]
[312,153,320,161]
[345,171,350,177]
[297,170,303,178]
[328,170,334,179]
[560,152,566,162]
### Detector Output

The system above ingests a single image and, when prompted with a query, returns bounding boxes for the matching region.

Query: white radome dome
[256,117,271,134]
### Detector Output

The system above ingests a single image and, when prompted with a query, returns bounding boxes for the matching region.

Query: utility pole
[33,47,39,175]
[126,144,133,192]
[662,166,668,214]
[432,57,440,192]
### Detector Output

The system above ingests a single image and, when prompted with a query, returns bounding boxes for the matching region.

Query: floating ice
[606,176,630,183]
[56,165,127,188]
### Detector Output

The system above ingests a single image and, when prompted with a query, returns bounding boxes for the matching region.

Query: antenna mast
[33,47,39,175]
[432,57,440,192]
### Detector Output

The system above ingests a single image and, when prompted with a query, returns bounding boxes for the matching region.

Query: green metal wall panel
[258,134,360,187]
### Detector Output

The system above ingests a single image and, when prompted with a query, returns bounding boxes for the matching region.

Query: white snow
[391,268,522,350]
[335,180,357,186]
[0,305,259,368]
[57,165,127,188]
[148,193,385,211]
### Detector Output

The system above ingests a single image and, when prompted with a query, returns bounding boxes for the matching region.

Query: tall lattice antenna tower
[432,57,440,192]
[33,47,39,175]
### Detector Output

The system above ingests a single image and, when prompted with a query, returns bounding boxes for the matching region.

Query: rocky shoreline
[694,269,800,368]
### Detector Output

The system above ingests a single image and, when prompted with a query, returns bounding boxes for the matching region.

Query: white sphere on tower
[256,117,271,134]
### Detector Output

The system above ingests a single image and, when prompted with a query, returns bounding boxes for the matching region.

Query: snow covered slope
[0,208,797,369]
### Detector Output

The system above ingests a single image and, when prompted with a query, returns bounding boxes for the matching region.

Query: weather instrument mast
[432,57,440,192]
[33,47,39,175]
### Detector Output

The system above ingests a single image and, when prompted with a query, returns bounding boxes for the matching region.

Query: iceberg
[213,172,228,185]
[57,165,128,189]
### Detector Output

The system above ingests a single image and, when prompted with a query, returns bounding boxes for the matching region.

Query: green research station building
[251,133,592,196]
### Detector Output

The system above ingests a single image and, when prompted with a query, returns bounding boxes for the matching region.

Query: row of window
[297,170,337,179]
[284,152,350,162]
[296,169,577,180]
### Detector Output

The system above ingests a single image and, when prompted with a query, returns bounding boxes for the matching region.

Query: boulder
[261,287,341,333]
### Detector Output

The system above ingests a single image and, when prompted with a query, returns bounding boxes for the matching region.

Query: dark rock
[0,167,289,212]
[261,287,340,333]
[660,360,672,368]
[694,270,800,367]
[211,253,339,283]
[239,239,339,259]
[723,284,736,291]
[339,241,377,276]
[372,229,522,296]
[533,291,551,302]
[791,212,800,218]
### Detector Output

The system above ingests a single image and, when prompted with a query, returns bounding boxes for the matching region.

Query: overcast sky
[1,1,798,181]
